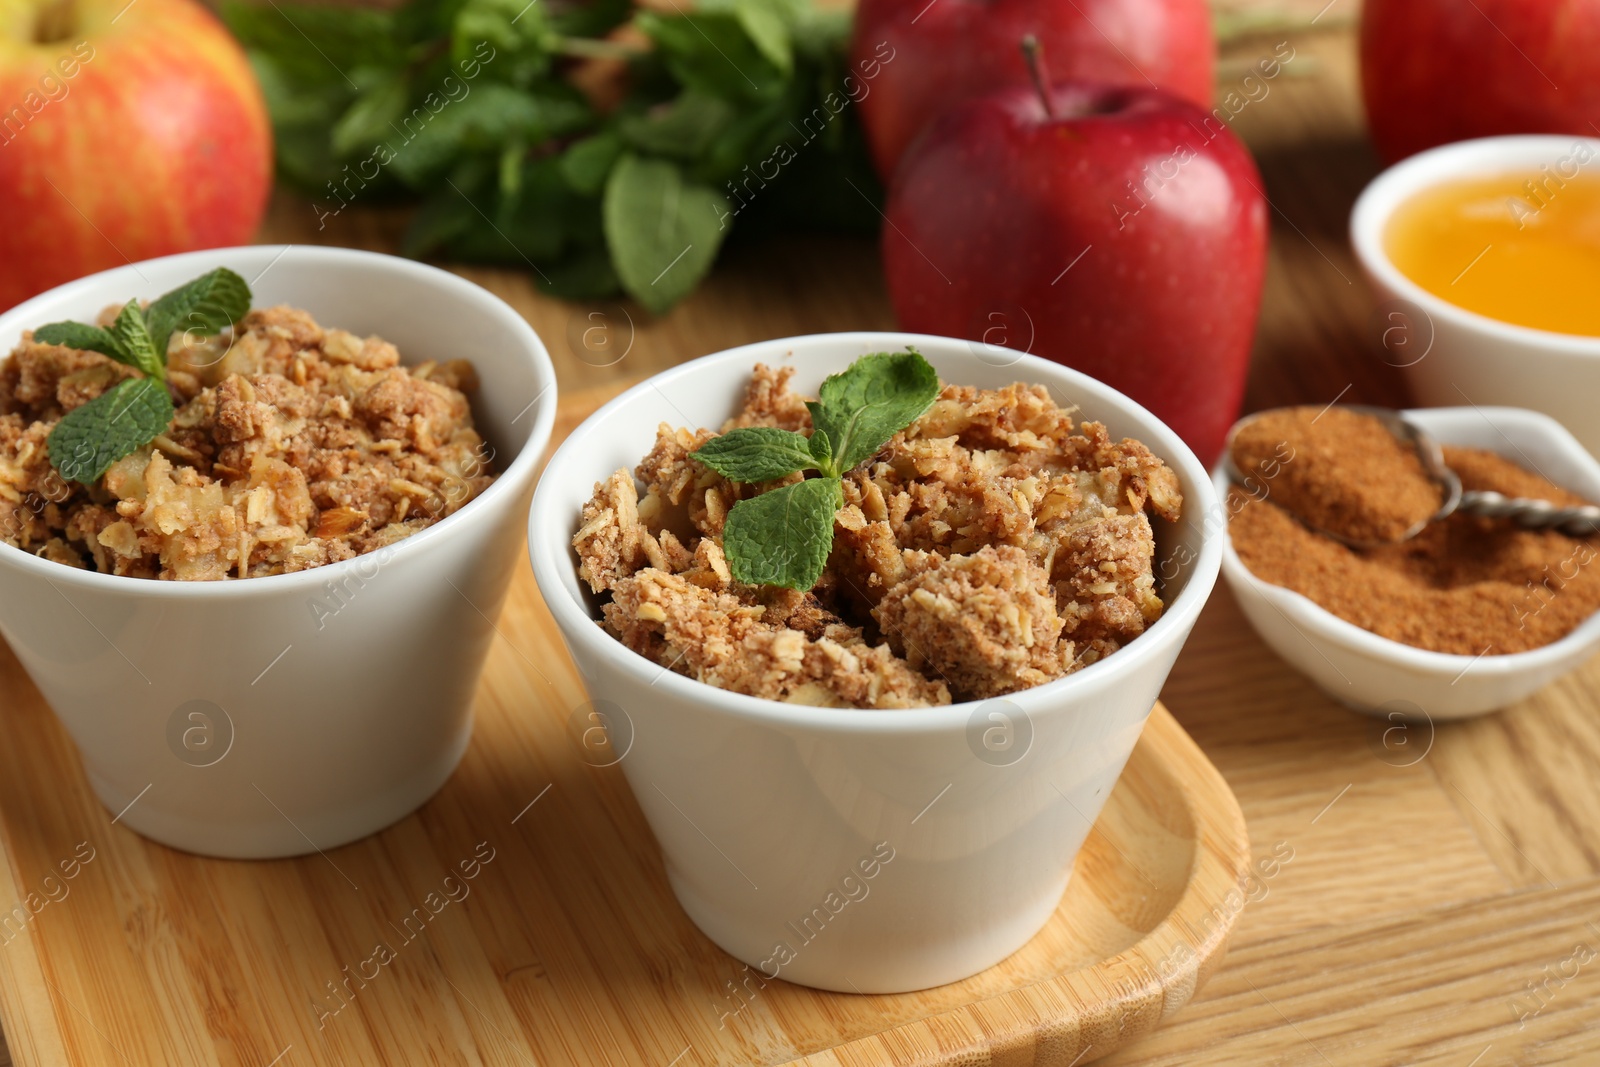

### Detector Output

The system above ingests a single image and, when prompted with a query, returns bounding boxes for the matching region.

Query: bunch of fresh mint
[223,0,880,314]
[37,269,251,484]
[692,349,939,590]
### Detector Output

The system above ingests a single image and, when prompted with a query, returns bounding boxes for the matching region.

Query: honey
[1384,149,1600,337]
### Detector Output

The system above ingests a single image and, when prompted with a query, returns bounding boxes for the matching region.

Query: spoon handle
[1457,491,1600,536]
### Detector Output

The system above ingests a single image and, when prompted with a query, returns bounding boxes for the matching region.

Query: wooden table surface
[6,12,1600,1066]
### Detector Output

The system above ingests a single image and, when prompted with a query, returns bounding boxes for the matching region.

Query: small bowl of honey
[1351,135,1600,459]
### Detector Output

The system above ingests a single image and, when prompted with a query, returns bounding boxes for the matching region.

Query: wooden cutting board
[0,386,1250,1067]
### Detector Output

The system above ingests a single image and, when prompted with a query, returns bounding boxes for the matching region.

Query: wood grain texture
[6,9,1600,1065]
[0,388,1251,1066]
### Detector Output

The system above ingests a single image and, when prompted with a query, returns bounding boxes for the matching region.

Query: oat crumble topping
[0,305,495,580]
[574,364,1183,708]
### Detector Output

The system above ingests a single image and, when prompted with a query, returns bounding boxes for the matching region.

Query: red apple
[1362,0,1600,162]
[851,0,1215,180]
[0,0,272,311]
[882,72,1267,466]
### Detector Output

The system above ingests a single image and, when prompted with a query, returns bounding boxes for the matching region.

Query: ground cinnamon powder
[1230,445,1600,655]
[1231,406,1444,543]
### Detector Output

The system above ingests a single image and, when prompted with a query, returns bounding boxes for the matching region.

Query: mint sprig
[38,268,252,485]
[224,0,879,314]
[692,349,940,591]
[48,379,177,485]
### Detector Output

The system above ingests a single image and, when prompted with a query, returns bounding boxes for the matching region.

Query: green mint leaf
[692,427,816,483]
[402,186,479,259]
[559,130,624,195]
[31,322,126,362]
[722,476,842,590]
[222,1,400,87]
[734,0,793,74]
[637,11,783,102]
[619,91,736,160]
[107,301,165,380]
[547,0,631,37]
[809,349,940,473]
[331,72,409,158]
[388,85,591,189]
[432,156,579,264]
[246,52,343,189]
[808,423,833,470]
[144,268,252,359]
[47,378,175,485]
[602,154,731,315]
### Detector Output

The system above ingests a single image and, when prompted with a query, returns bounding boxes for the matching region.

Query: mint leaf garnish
[47,379,176,485]
[807,349,940,473]
[808,426,833,469]
[145,267,252,354]
[692,426,816,483]
[30,268,253,485]
[107,301,165,380]
[722,476,842,590]
[696,349,939,591]
[31,322,123,361]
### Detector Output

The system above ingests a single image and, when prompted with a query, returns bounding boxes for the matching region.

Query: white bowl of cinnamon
[1215,404,1600,719]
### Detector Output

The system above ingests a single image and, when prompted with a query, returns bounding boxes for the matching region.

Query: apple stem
[32,0,76,44]
[1021,35,1055,120]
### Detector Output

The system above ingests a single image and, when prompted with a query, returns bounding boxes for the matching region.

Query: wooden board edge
[784,702,1252,1067]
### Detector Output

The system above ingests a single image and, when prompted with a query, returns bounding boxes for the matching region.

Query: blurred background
[0,0,1411,436]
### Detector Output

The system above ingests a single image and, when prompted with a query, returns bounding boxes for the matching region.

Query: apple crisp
[574,364,1182,707]
[0,306,494,580]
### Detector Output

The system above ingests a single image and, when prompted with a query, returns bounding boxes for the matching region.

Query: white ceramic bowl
[1351,135,1600,459]
[529,333,1221,993]
[0,246,557,858]
[1216,406,1600,720]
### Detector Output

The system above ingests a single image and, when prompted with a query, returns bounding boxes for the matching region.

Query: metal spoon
[1223,405,1600,547]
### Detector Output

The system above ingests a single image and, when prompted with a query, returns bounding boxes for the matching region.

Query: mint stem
[548,35,644,61]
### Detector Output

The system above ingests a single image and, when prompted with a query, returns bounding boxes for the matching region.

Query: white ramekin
[1216,406,1600,720]
[528,334,1222,993]
[1351,135,1600,459]
[0,246,557,858]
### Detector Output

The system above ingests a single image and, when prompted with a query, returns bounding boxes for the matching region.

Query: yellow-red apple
[0,0,271,310]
